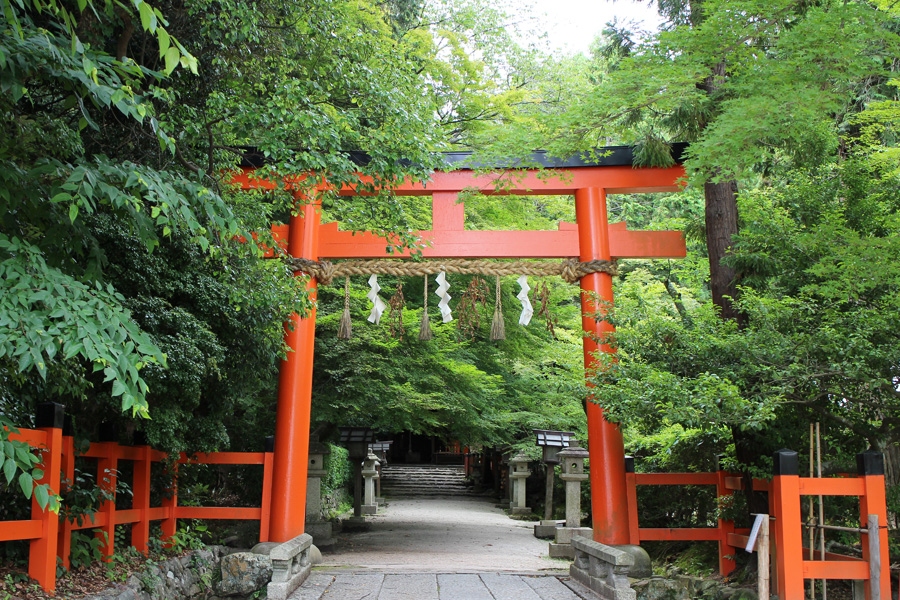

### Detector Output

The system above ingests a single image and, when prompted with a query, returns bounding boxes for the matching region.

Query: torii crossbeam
[232,148,687,549]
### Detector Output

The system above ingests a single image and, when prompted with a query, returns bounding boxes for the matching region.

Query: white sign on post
[745,513,766,552]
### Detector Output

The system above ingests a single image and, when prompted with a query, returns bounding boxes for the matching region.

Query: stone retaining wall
[570,537,761,600]
[82,545,274,600]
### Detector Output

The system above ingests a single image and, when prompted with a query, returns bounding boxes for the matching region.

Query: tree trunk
[704,178,743,323]
[882,441,899,529]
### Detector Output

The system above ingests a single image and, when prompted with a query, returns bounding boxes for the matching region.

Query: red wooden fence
[1,403,273,593]
[624,449,892,599]
[624,465,747,576]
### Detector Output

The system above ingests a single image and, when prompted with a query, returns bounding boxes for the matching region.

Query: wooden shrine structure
[231,147,688,547]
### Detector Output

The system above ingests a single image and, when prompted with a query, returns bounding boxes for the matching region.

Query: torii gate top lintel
[233,147,688,261]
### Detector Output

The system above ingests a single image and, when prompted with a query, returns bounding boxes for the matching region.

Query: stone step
[381,475,466,484]
[378,463,471,498]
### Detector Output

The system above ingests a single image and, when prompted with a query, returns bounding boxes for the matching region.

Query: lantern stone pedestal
[304,437,335,547]
[509,454,532,516]
[340,428,374,530]
[549,442,590,558]
[532,429,574,539]
[535,519,564,539]
[361,452,379,515]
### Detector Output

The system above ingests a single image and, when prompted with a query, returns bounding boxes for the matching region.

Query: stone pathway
[291,495,597,599]
[318,496,563,571]
[291,571,596,599]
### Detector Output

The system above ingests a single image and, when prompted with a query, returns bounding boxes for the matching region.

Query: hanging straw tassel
[337,277,352,339]
[490,275,506,340]
[419,275,433,341]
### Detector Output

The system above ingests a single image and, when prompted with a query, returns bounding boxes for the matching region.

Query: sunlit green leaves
[0,235,167,417]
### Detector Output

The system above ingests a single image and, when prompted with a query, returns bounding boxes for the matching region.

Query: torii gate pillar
[575,187,629,545]
[269,194,320,542]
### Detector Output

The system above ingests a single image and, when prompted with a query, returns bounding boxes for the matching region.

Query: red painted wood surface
[860,473,891,599]
[575,187,630,547]
[0,520,43,542]
[263,214,685,260]
[27,425,61,589]
[799,476,866,496]
[269,195,319,543]
[230,165,686,195]
[803,560,870,580]
[634,473,719,486]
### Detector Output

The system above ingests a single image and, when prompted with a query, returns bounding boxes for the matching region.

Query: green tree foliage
[311,269,588,448]
[478,0,900,321]
[0,0,559,480]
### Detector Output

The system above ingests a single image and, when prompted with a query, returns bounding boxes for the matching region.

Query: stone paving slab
[379,573,439,600]
[292,572,337,600]
[522,573,586,600]
[478,572,542,600]
[318,573,384,600]
[289,571,597,600]
[436,573,494,600]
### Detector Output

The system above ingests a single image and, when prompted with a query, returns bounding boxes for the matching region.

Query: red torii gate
[232,149,687,547]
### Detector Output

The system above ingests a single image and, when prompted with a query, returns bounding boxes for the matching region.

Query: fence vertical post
[57,415,75,570]
[131,433,152,554]
[716,469,736,576]
[161,458,179,544]
[95,423,118,561]
[29,402,65,592]
[260,436,275,543]
[857,450,891,600]
[772,449,803,600]
[624,456,640,546]
[757,515,770,600]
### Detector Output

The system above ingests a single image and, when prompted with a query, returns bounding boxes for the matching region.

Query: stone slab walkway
[317,496,564,571]
[291,495,597,599]
[291,571,596,600]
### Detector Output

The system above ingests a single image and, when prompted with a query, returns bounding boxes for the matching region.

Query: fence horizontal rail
[0,520,43,542]
[633,472,719,486]
[803,560,870,580]
[799,477,865,496]
[638,527,722,542]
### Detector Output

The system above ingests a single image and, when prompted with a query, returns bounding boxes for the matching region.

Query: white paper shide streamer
[366,274,387,324]
[435,271,453,323]
[516,275,533,326]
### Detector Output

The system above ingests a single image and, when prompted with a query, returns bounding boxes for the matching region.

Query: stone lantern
[339,427,375,526]
[533,429,574,539]
[369,441,392,503]
[508,453,532,515]
[549,440,592,558]
[361,451,380,515]
[305,435,334,547]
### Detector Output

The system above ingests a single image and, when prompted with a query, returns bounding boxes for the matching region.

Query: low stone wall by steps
[82,546,273,600]
[82,534,313,600]
[570,536,762,600]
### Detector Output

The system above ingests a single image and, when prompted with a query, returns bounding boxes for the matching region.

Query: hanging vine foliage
[456,277,489,340]
[387,282,406,340]
[532,280,557,340]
